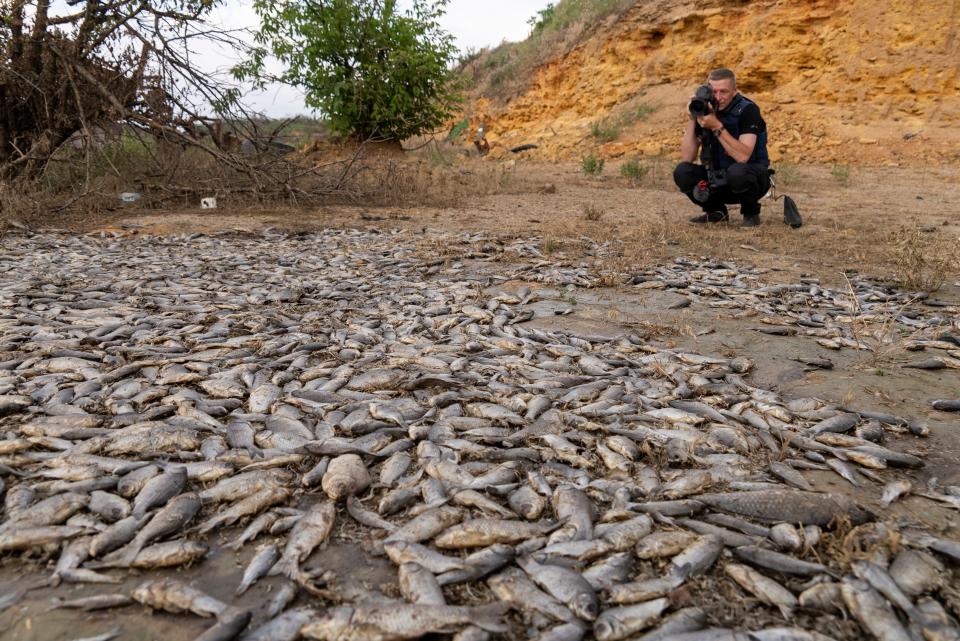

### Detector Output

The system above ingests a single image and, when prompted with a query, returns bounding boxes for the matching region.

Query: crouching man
[673,68,771,227]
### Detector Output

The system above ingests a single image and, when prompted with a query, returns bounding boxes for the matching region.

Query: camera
[689,84,718,118]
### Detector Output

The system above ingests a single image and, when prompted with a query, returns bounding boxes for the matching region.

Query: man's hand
[697,113,722,132]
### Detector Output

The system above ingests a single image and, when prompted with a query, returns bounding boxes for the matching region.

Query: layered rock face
[470,0,960,165]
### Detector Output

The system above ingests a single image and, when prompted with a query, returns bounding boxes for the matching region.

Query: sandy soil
[2,160,958,640]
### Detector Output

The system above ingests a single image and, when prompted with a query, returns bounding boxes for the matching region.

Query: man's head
[707,68,738,111]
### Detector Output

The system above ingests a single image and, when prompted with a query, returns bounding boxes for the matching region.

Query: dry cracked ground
[0,161,958,641]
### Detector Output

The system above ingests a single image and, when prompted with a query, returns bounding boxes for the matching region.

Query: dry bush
[890,225,959,292]
[583,204,604,221]
[0,133,514,230]
[336,158,511,208]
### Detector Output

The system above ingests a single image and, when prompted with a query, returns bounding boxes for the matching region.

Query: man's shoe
[742,215,760,228]
[688,211,729,224]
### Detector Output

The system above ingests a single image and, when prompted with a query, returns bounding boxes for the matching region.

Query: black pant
[673,162,771,218]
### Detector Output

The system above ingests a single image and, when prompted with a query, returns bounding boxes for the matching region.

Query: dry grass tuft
[821,521,901,573]
[890,225,960,292]
[583,204,604,221]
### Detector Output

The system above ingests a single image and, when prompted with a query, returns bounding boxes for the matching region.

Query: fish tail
[267,555,297,579]
[469,602,510,633]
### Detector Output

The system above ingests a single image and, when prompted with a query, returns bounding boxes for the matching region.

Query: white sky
[204,0,554,117]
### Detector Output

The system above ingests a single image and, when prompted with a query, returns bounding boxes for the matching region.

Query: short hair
[707,68,736,85]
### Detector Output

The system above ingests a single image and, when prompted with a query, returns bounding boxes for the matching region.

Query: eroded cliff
[465,0,960,165]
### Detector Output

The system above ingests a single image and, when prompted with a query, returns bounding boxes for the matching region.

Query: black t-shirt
[694,99,765,138]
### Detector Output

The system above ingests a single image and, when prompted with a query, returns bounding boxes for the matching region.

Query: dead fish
[264,582,299,618]
[435,518,558,549]
[384,540,464,574]
[398,562,446,605]
[128,540,209,569]
[451,489,515,518]
[679,519,758,548]
[806,413,859,435]
[913,597,959,641]
[0,492,90,530]
[605,576,685,605]
[88,515,149,558]
[931,399,960,412]
[581,552,635,591]
[382,507,463,549]
[132,578,227,617]
[199,470,293,504]
[346,495,397,532]
[734,546,835,577]
[488,567,576,622]
[436,544,514,586]
[116,464,161,499]
[0,525,89,551]
[236,544,279,595]
[798,582,845,614]
[635,530,700,559]
[379,452,412,487]
[698,490,873,526]
[594,598,670,641]
[196,486,290,534]
[724,563,797,617]
[509,485,547,520]
[888,549,943,597]
[95,493,201,565]
[517,555,599,621]
[668,535,723,580]
[52,594,135,611]
[249,383,280,413]
[769,523,802,551]
[532,622,589,641]
[881,479,911,506]
[243,606,314,641]
[270,499,336,579]
[132,466,187,516]
[193,606,251,641]
[346,368,408,392]
[825,459,862,487]
[768,462,813,492]
[634,607,707,641]
[300,603,508,640]
[841,578,912,641]
[322,454,372,500]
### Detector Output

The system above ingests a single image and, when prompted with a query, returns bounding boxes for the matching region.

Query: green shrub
[619,158,648,184]
[634,103,659,120]
[590,119,619,143]
[831,164,850,184]
[582,154,604,176]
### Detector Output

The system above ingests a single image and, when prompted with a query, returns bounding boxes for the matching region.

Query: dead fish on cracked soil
[0,228,956,641]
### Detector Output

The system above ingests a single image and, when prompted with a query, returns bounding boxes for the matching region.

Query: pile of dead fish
[0,229,958,641]
[630,257,960,357]
[458,232,960,360]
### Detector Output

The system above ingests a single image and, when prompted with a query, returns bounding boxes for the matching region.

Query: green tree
[239,0,461,141]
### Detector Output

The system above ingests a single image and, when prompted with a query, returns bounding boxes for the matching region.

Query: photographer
[673,68,770,227]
